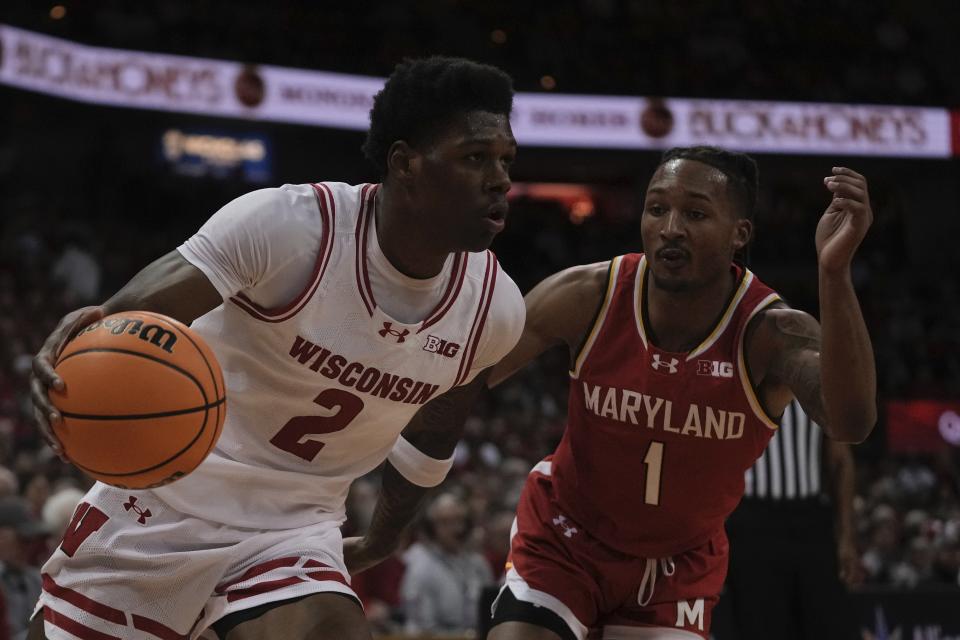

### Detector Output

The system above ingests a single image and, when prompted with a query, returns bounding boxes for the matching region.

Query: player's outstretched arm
[826,439,862,587]
[343,369,492,575]
[758,168,876,443]
[815,167,877,441]
[488,261,609,387]
[30,250,221,456]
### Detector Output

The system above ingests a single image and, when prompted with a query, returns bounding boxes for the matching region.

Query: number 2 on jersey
[643,441,665,506]
[270,388,365,461]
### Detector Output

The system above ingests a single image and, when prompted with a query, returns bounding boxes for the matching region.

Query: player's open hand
[816,167,873,274]
[30,305,106,458]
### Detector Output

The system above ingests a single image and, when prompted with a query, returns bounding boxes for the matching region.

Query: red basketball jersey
[551,253,782,558]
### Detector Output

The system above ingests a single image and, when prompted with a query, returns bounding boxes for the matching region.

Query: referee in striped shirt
[716,400,862,640]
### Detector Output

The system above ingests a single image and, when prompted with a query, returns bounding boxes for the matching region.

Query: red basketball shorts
[494,459,729,639]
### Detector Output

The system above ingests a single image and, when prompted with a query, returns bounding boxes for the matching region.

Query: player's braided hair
[363,56,514,177]
[659,146,759,221]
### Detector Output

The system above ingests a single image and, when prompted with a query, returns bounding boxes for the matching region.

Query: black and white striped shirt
[744,400,823,500]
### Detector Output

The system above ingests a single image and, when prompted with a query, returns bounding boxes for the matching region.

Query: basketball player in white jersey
[28,56,524,640]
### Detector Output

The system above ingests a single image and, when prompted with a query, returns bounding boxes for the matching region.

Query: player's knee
[302,602,371,640]
[224,593,372,640]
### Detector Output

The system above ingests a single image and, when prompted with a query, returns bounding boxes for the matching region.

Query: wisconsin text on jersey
[581,382,747,440]
[289,335,440,405]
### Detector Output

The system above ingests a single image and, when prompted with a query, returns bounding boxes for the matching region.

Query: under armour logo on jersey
[552,514,578,538]
[378,322,410,343]
[651,354,680,374]
[123,496,152,525]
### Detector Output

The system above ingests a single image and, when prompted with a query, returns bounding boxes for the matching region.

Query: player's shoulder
[232,183,322,222]
[536,259,612,307]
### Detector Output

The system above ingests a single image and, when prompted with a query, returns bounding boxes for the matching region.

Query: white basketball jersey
[155,182,523,529]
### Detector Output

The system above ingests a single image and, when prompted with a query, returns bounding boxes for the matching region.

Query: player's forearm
[103,250,221,324]
[828,444,856,540]
[818,269,877,443]
[363,462,431,555]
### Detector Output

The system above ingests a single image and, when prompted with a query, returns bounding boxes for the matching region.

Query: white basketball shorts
[34,482,356,640]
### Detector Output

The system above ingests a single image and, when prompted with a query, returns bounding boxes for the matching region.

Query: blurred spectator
[50,229,101,305]
[41,487,84,541]
[0,497,45,640]
[0,472,16,500]
[400,493,492,635]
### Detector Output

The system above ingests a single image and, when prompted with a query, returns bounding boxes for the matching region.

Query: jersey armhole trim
[570,256,621,379]
[736,292,783,430]
[353,183,379,316]
[418,252,468,334]
[229,182,336,323]
[454,251,498,387]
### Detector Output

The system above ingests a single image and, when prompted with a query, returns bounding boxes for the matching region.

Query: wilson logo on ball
[78,317,178,354]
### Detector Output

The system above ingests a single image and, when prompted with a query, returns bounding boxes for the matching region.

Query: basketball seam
[151,311,226,470]
[58,397,225,421]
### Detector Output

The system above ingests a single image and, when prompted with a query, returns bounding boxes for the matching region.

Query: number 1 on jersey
[643,441,664,506]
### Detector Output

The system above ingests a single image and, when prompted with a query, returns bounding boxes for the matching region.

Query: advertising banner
[1,24,956,158]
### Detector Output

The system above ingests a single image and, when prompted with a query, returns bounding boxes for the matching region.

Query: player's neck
[645,270,737,352]
[376,186,450,280]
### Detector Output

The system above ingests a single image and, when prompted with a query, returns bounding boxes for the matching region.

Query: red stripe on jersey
[215,556,301,593]
[306,569,348,583]
[455,252,497,386]
[226,576,307,603]
[462,254,498,382]
[229,182,336,322]
[131,614,189,640]
[42,574,126,625]
[419,252,468,333]
[44,607,121,640]
[353,184,377,315]
[302,558,348,583]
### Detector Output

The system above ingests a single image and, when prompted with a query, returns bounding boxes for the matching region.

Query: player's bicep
[763,309,828,426]
[103,250,222,325]
[489,263,606,387]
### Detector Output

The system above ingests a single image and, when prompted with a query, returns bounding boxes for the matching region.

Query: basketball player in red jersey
[27,57,523,640]
[487,146,876,640]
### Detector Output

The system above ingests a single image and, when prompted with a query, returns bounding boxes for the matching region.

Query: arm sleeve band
[386,436,455,488]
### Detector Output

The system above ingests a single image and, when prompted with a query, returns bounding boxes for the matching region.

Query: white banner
[1,24,953,158]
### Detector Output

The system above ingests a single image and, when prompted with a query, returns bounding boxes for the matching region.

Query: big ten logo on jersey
[696,359,734,378]
[422,335,460,358]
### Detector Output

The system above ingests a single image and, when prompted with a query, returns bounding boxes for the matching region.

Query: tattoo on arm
[770,312,828,426]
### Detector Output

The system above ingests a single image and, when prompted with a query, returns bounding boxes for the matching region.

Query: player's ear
[386,141,420,185]
[732,217,752,251]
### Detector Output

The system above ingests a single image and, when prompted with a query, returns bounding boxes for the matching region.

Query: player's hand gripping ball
[50,311,226,489]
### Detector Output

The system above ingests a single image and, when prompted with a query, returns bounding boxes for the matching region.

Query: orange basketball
[50,311,226,490]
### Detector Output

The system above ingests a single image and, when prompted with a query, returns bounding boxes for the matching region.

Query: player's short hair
[363,56,514,177]
[659,146,759,221]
